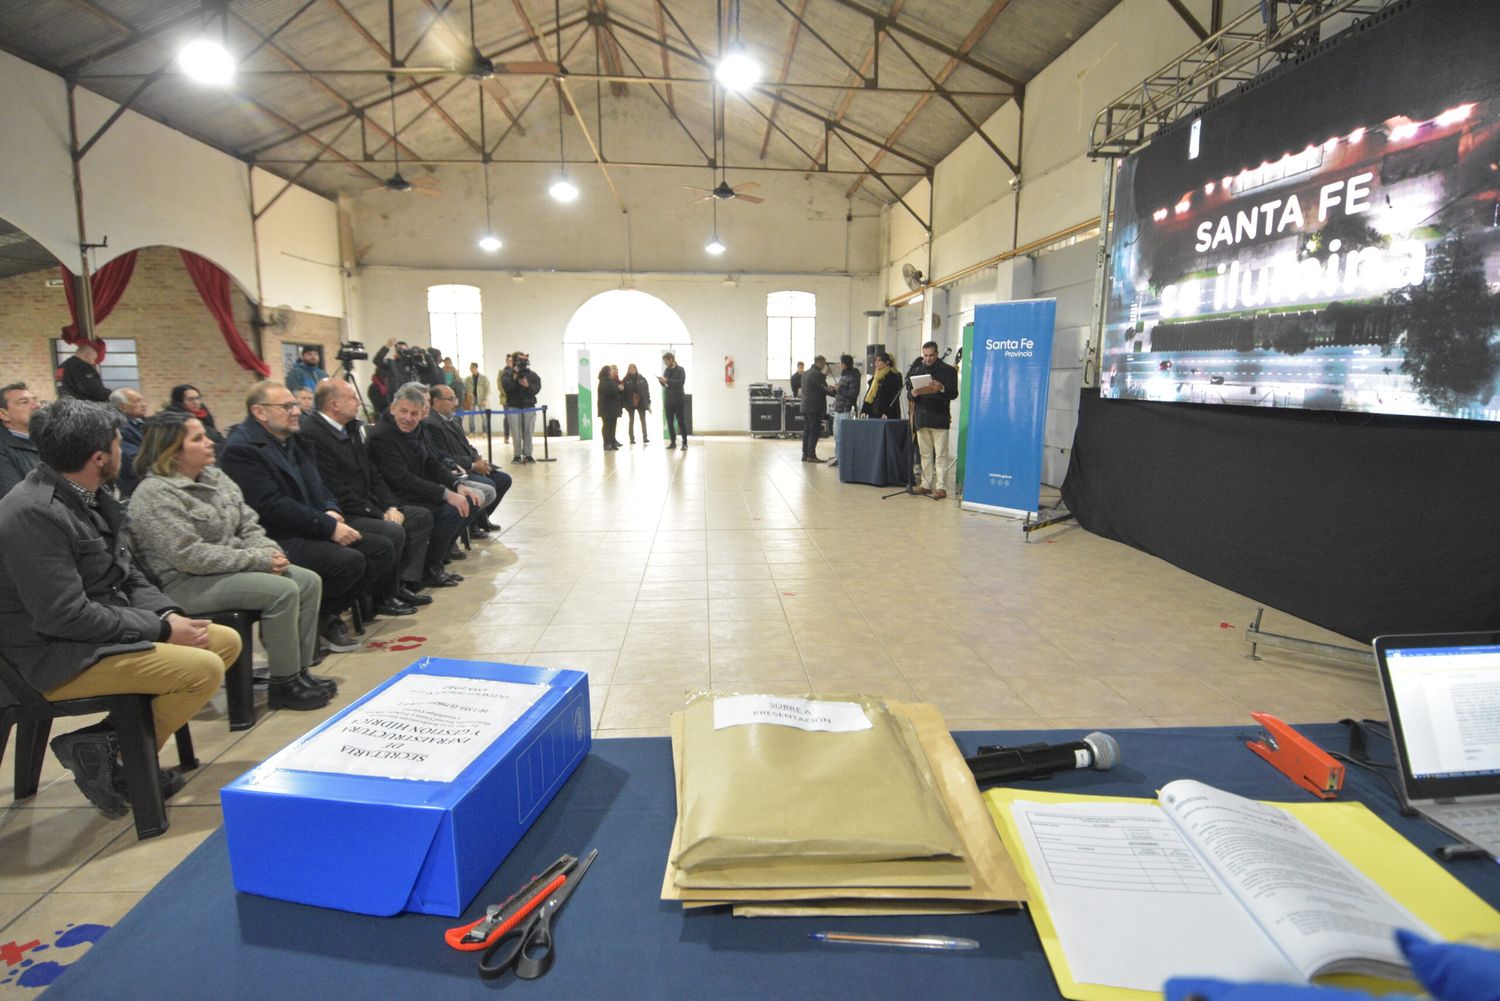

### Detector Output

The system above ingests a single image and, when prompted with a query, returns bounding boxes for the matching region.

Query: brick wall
[0,245,342,418]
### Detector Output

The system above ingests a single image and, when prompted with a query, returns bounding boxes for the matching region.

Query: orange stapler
[1246,712,1345,799]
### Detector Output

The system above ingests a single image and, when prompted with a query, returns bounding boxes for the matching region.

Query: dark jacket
[0,464,176,693]
[800,366,834,415]
[622,372,651,411]
[59,356,110,402]
[862,368,903,419]
[833,366,862,413]
[116,416,145,499]
[285,360,328,394]
[367,413,461,509]
[906,358,960,430]
[0,428,40,500]
[500,365,541,409]
[373,344,439,390]
[598,376,623,419]
[661,364,686,406]
[790,370,803,397]
[219,419,340,543]
[421,411,479,474]
[299,410,398,520]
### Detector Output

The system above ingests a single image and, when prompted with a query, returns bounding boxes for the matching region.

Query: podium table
[838,418,913,487]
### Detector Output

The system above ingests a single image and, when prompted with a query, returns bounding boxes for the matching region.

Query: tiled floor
[0,435,1385,994]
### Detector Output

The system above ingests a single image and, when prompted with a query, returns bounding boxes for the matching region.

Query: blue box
[221,659,590,917]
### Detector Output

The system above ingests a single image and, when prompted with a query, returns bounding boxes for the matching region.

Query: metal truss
[1089,0,1404,158]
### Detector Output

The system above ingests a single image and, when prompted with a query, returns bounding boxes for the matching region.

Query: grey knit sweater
[127,466,282,589]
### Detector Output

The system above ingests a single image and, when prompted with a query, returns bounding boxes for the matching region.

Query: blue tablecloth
[838,418,913,487]
[40,725,1500,1000]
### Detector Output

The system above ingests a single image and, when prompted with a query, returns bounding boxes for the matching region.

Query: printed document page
[1010,799,1299,991]
[1158,780,1436,979]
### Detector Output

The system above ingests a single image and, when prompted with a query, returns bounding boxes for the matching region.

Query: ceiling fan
[686,179,763,205]
[359,74,441,197]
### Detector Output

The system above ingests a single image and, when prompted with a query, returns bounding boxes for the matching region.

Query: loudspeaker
[750,400,782,433]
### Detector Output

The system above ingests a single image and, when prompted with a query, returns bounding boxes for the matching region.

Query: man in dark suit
[301,378,431,608]
[799,355,834,463]
[0,382,42,499]
[219,381,399,651]
[366,383,479,589]
[423,383,510,537]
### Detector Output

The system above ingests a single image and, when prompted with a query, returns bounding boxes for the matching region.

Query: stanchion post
[484,408,493,466]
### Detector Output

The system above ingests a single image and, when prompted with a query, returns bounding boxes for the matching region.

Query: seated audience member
[109,387,148,498]
[58,343,110,402]
[367,383,479,589]
[165,385,226,448]
[861,352,902,419]
[423,383,510,536]
[219,381,399,652]
[0,382,42,499]
[0,399,240,817]
[293,387,315,414]
[301,379,432,607]
[129,412,332,712]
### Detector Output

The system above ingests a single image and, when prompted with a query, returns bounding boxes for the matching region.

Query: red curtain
[59,250,138,364]
[179,250,271,377]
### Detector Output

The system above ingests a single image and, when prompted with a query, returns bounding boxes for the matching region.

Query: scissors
[479,849,598,981]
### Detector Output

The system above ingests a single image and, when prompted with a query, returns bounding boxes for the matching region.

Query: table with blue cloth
[837,417,913,487]
[40,725,1500,1000]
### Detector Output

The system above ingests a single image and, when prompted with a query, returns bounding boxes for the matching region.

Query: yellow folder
[984,786,1500,1001]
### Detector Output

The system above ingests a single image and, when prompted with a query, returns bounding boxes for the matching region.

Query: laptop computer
[1373,631,1500,856]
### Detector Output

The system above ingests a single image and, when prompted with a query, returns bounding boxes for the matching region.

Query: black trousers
[801,417,822,459]
[423,501,467,573]
[347,517,404,600]
[626,408,649,441]
[469,468,512,527]
[601,415,619,448]
[664,401,686,443]
[281,531,396,614]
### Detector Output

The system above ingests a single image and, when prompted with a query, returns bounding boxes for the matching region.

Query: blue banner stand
[960,299,1057,518]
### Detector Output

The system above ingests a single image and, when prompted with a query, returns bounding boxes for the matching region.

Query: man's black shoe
[320,616,359,653]
[268,673,331,711]
[469,526,490,539]
[422,568,461,588]
[50,729,127,818]
[524,456,536,463]
[445,569,465,582]
[375,597,417,616]
[682,441,689,450]
[300,669,337,695]
[666,442,676,449]
[397,586,433,606]
[445,545,467,561]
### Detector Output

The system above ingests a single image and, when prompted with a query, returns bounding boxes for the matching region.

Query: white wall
[353,268,879,432]
[0,48,342,318]
[252,168,343,317]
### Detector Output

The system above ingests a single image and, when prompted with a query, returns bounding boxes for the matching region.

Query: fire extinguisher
[724,356,735,387]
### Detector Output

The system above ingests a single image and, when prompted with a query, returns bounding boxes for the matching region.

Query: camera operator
[373,339,440,392]
[500,351,540,463]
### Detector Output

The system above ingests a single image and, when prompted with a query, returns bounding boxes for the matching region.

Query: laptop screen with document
[1374,631,1500,804]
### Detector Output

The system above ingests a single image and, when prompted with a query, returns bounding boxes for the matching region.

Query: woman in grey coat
[127,413,331,712]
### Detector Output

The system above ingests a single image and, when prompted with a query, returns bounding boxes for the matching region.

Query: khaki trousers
[916,426,953,492]
[44,625,241,750]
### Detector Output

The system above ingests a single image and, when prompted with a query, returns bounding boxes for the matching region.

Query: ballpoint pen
[808,932,979,951]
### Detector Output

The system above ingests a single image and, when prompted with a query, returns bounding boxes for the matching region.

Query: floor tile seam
[0,804,136,903]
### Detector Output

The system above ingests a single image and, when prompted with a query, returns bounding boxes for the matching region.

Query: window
[53,338,139,394]
[426,284,484,370]
[766,290,815,381]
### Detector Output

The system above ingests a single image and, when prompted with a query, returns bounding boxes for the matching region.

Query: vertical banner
[961,299,1057,516]
[954,321,976,493]
[576,349,593,441]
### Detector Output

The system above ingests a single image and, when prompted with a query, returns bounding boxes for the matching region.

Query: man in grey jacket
[0,399,240,817]
[0,382,42,499]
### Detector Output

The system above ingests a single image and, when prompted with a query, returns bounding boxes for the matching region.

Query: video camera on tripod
[335,341,369,366]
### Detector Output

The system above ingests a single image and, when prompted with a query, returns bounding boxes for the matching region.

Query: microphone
[965,731,1120,785]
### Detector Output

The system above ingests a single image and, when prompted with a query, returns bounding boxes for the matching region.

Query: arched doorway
[564,290,693,436]
[563,289,693,382]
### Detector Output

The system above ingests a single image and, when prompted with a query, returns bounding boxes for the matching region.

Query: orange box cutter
[1246,712,1345,799]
